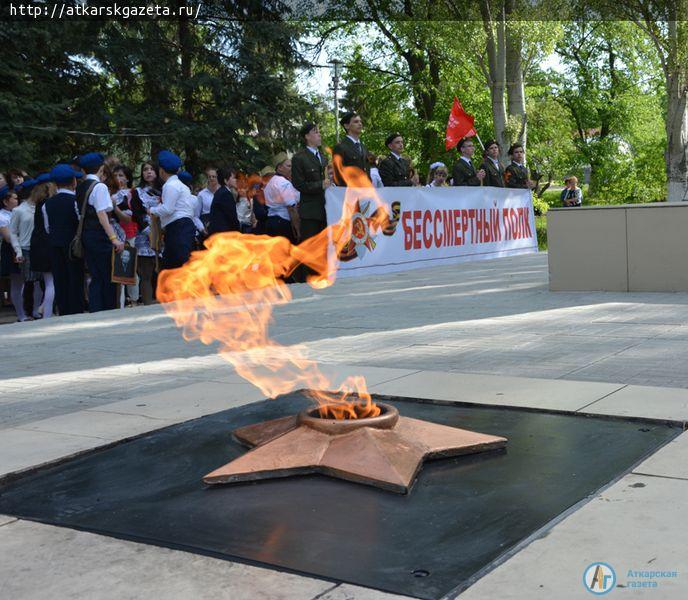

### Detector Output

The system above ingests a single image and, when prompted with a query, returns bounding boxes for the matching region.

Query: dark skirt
[19,247,41,282]
[31,205,52,272]
[0,240,19,277]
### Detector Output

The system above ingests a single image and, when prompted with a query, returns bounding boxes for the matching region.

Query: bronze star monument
[204,403,507,493]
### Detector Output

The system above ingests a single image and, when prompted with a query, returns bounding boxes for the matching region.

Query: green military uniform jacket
[332,136,369,186]
[504,162,530,189]
[452,157,481,186]
[292,147,328,222]
[378,153,412,187]
[480,158,505,187]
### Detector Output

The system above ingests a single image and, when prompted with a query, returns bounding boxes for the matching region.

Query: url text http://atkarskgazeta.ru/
[8,3,202,20]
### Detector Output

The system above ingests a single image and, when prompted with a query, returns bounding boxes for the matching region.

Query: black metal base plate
[0,393,681,599]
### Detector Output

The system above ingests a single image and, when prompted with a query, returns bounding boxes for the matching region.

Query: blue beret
[177,170,193,185]
[78,152,105,169]
[0,185,9,201]
[17,178,37,192]
[157,150,182,173]
[35,172,51,184]
[50,164,83,184]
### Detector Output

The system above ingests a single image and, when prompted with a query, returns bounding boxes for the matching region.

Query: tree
[444,0,561,159]
[630,3,688,201]
[0,0,315,175]
[553,21,665,200]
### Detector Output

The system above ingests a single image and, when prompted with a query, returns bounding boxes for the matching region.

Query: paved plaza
[1,251,687,599]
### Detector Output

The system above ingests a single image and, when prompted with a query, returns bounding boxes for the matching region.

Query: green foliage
[0,3,314,175]
[536,215,548,251]
[552,21,666,203]
[0,6,675,202]
[532,195,550,216]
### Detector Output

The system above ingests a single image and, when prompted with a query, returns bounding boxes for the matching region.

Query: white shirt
[346,134,361,144]
[150,174,195,228]
[307,146,323,162]
[42,188,78,234]
[189,193,205,232]
[370,167,384,189]
[391,152,402,160]
[10,201,35,256]
[236,196,253,226]
[197,187,215,215]
[263,174,299,221]
[0,208,11,229]
[460,156,473,165]
[85,173,112,213]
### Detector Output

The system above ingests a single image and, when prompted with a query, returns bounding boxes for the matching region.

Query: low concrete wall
[547,203,688,292]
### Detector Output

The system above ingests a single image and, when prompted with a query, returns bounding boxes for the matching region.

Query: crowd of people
[0,111,567,323]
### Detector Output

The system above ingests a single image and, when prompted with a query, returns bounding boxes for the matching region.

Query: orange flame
[157,157,394,419]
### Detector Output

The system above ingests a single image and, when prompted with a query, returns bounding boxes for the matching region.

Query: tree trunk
[481,2,509,160]
[178,5,196,172]
[665,21,688,202]
[665,73,688,201]
[505,21,526,148]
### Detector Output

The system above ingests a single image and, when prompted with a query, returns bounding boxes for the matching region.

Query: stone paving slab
[459,474,688,599]
[88,381,266,421]
[632,431,688,480]
[0,515,17,527]
[0,428,107,477]
[580,385,688,421]
[3,253,688,599]
[369,370,625,412]
[0,519,366,600]
[15,409,177,442]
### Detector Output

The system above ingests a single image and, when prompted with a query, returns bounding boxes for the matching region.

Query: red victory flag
[445,97,477,151]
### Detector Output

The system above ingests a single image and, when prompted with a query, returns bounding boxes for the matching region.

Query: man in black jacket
[292,122,330,282]
[480,140,505,187]
[378,133,413,187]
[207,165,240,236]
[452,138,486,186]
[292,122,329,242]
[332,112,369,186]
[504,143,535,189]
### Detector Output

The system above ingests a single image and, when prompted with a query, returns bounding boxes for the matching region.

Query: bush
[536,215,548,251]
[532,195,550,216]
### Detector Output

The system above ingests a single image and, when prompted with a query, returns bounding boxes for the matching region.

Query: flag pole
[474,132,485,187]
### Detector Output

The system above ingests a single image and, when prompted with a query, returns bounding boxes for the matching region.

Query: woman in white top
[1,188,30,321]
[264,154,300,243]
[10,180,44,319]
[130,162,162,305]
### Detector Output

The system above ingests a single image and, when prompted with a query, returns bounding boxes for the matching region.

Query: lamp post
[330,59,343,142]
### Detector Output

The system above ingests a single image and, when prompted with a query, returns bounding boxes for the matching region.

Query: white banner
[325,186,537,277]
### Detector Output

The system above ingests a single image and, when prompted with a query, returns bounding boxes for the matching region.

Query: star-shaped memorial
[204,403,507,493]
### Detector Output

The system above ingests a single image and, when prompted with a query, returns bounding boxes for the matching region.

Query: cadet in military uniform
[378,133,413,187]
[451,138,485,186]
[291,122,330,282]
[292,122,329,242]
[480,140,505,187]
[332,112,369,186]
[504,143,534,189]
